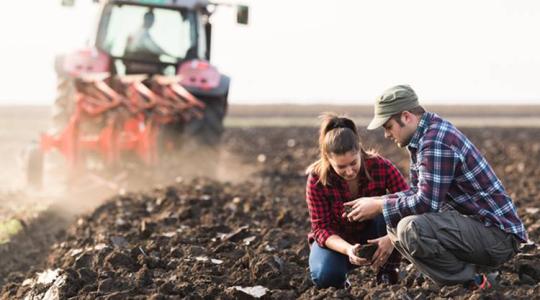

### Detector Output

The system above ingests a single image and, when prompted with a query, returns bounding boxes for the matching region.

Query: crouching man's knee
[395,215,427,257]
[310,263,348,288]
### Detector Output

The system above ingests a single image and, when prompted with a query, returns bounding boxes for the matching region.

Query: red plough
[35,75,205,186]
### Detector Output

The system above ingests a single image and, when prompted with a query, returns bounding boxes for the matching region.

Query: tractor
[27,0,249,187]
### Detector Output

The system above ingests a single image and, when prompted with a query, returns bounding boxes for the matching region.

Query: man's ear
[402,111,414,124]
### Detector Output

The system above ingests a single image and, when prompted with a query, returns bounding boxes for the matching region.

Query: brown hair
[389,106,426,127]
[306,113,375,186]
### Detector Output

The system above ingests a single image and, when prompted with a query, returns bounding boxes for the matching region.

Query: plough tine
[170,83,206,109]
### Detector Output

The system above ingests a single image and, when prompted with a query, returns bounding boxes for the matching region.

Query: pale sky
[1,0,540,105]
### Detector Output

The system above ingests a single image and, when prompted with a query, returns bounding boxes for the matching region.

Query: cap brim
[367,115,391,130]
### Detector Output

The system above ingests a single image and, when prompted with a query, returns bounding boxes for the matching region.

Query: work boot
[464,272,498,290]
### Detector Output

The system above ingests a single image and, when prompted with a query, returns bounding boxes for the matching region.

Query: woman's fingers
[371,247,383,263]
[350,256,369,266]
[372,251,390,270]
[348,244,369,266]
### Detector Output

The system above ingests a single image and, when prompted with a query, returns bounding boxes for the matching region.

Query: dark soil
[1,126,540,299]
[0,212,69,286]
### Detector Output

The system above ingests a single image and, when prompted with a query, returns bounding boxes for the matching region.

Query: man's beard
[397,133,413,148]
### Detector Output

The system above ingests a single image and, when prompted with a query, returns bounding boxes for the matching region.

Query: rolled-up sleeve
[306,174,338,247]
[382,141,460,227]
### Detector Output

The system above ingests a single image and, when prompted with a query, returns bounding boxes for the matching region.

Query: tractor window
[98,4,198,63]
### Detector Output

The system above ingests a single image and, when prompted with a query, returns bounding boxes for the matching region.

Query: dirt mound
[1,127,539,299]
[0,206,70,288]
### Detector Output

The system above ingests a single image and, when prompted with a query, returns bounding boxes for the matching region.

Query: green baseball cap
[367,85,419,130]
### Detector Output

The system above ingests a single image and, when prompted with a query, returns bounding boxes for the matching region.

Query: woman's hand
[346,244,370,266]
[367,235,394,270]
[342,197,383,222]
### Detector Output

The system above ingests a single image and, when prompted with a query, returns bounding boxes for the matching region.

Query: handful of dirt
[343,202,354,215]
[354,244,378,261]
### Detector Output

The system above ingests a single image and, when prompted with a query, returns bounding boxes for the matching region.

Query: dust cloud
[0,104,258,238]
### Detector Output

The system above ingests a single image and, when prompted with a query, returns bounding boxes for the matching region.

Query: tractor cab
[95,0,210,76]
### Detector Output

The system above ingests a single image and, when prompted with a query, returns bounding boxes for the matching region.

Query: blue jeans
[309,214,396,288]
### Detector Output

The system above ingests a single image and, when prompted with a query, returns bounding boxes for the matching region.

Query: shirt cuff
[382,196,400,227]
[315,229,336,248]
[385,191,410,199]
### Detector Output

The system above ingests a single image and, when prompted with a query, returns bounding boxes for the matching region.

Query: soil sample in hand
[343,202,354,215]
[354,244,378,261]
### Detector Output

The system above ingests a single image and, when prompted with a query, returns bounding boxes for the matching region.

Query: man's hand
[368,235,394,270]
[346,244,370,266]
[343,197,383,222]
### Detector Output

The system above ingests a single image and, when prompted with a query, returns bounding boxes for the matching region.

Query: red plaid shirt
[306,155,409,247]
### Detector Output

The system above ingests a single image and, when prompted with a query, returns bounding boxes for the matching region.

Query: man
[345,85,526,288]
[125,10,169,60]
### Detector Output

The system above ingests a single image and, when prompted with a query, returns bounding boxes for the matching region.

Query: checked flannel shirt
[306,155,409,247]
[382,112,527,242]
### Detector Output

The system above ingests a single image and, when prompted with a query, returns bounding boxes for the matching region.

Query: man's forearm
[374,197,384,213]
[382,189,442,227]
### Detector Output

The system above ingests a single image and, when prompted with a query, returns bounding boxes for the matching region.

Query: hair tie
[333,118,346,129]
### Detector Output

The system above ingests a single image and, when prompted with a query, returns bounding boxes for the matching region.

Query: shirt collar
[407,112,431,150]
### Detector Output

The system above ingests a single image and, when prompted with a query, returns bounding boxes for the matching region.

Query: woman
[306,113,409,288]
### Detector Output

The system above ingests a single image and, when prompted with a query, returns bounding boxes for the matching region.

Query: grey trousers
[387,210,519,285]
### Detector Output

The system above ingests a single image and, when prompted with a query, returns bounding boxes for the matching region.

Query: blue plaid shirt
[382,112,527,242]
